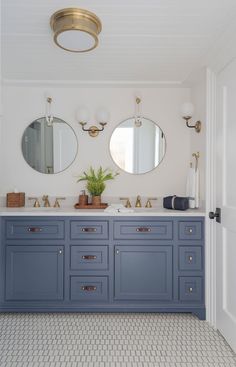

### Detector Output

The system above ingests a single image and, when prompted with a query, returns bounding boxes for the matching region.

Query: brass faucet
[42,195,50,207]
[120,197,132,208]
[135,195,142,208]
[145,198,158,208]
[28,197,40,208]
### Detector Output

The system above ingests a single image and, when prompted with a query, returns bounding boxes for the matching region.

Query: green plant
[77,167,119,196]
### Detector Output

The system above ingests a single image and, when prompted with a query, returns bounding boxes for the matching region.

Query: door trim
[205,68,217,327]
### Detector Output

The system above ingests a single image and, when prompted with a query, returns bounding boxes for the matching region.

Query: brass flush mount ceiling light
[50,8,102,52]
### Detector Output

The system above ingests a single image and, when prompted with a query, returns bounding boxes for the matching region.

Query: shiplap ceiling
[2,0,236,83]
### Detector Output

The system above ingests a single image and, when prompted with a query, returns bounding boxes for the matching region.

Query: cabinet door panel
[6,246,64,301]
[115,245,173,300]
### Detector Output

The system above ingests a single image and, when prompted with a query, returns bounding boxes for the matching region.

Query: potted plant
[77,167,119,206]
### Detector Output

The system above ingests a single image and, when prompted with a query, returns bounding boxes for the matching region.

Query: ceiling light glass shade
[181,102,194,118]
[50,8,102,52]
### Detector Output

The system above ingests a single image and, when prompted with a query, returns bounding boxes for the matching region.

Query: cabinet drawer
[179,277,203,302]
[70,276,108,302]
[70,246,108,270]
[6,220,65,240]
[179,246,202,271]
[114,221,173,240]
[70,221,108,240]
[178,221,203,240]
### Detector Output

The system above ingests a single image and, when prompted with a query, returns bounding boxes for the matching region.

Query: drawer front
[70,246,108,270]
[179,246,202,271]
[70,221,108,240]
[178,221,203,240]
[70,276,108,302]
[6,220,65,240]
[114,221,173,240]
[179,277,203,302]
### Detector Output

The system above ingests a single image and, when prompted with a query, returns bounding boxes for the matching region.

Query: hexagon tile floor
[0,313,235,367]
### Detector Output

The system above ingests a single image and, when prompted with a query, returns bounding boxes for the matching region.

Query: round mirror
[110,117,166,174]
[22,117,78,174]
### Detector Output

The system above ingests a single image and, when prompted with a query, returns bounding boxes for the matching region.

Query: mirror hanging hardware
[45,97,54,126]
[134,96,142,127]
[79,121,107,137]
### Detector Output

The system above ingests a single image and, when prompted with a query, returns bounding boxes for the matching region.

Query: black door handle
[209,208,221,223]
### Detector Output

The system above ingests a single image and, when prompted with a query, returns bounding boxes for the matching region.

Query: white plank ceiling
[2,0,236,83]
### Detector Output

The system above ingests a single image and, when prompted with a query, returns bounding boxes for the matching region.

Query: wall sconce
[45,96,54,126]
[181,102,201,133]
[134,96,142,127]
[77,107,109,137]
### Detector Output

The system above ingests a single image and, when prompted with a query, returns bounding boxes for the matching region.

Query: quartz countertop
[0,207,206,216]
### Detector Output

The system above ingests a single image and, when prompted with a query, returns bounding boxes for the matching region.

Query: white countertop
[0,207,206,217]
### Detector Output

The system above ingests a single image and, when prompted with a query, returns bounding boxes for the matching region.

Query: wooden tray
[74,203,108,209]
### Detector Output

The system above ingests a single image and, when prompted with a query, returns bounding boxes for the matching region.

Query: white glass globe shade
[181,102,194,118]
[96,108,110,123]
[76,107,89,123]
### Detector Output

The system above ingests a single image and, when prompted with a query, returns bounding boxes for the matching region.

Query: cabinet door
[6,246,64,301]
[115,245,173,300]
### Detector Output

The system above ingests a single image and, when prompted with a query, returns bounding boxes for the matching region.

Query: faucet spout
[135,195,142,208]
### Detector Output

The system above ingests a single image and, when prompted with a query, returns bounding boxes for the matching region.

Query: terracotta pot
[92,195,101,206]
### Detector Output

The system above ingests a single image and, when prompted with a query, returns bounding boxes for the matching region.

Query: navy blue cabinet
[6,245,64,301]
[0,215,205,319]
[114,245,173,300]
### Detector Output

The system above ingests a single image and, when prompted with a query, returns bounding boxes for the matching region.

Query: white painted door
[215,59,236,351]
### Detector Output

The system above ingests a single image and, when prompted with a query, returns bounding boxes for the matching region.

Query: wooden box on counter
[6,193,25,207]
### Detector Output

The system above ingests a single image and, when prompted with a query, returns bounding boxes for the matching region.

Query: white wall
[1,84,192,199]
[190,69,207,201]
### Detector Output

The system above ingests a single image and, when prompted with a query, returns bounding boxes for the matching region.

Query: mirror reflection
[22,117,78,174]
[110,117,166,174]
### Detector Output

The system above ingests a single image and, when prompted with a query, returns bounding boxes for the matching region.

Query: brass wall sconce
[77,107,109,137]
[181,103,202,133]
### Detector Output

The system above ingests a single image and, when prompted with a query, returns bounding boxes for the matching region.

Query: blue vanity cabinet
[0,215,205,319]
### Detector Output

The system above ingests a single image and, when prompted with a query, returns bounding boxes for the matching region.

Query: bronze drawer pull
[136,227,151,232]
[81,228,97,232]
[82,255,97,260]
[28,227,43,233]
[81,285,97,291]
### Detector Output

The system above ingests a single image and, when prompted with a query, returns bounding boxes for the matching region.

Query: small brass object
[145,197,158,208]
[28,197,40,208]
[120,197,132,208]
[135,195,142,208]
[54,197,66,208]
[42,195,50,207]
[79,122,107,137]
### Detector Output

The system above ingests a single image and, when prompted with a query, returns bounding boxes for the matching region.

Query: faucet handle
[42,195,50,207]
[119,197,132,208]
[145,197,158,208]
[28,197,40,208]
[54,197,66,208]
